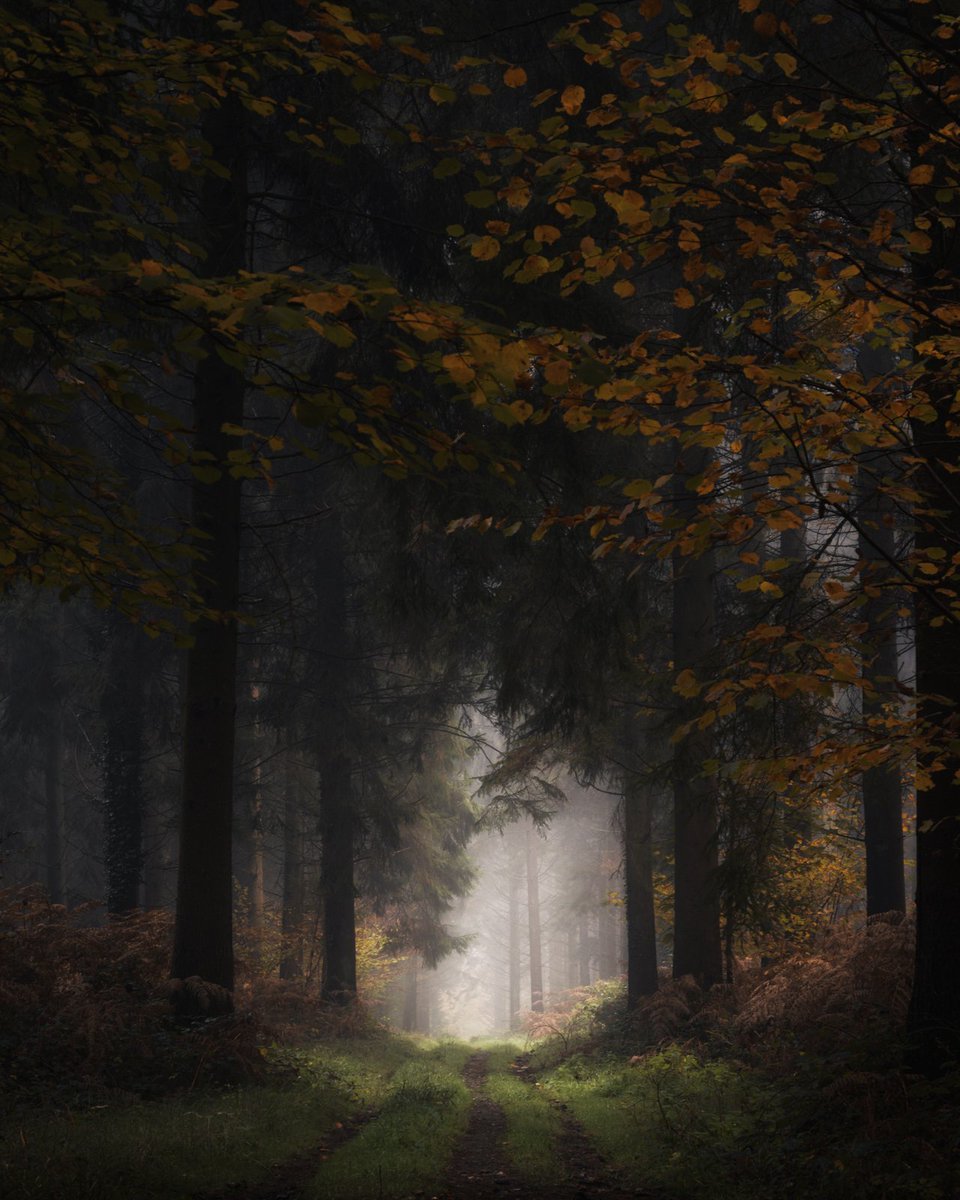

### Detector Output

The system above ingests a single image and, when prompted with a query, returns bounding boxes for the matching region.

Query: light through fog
[399,773,628,1041]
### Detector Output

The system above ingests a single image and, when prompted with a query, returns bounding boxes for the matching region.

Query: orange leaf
[503,66,527,88]
[674,287,695,309]
[470,236,500,261]
[560,85,586,115]
[753,11,778,36]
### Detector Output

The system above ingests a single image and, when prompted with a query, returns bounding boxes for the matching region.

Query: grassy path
[1,1036,668,1200]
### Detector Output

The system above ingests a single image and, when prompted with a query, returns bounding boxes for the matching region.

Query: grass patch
[0,1033,411,1200]
[307,1040,472,1199]
[543,1045,779,1199]
[482,1043,563,1185]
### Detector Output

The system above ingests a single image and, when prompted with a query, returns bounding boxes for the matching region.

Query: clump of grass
[307,1045,472,1199]
[482,1045,564,1185]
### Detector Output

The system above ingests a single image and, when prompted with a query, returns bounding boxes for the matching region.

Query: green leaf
[465,189,497,208]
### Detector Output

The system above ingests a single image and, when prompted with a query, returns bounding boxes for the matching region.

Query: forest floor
[195,1044,660,1200]
[4,1019,959,1200]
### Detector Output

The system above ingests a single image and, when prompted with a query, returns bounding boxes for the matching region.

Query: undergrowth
[526,916,960,1200]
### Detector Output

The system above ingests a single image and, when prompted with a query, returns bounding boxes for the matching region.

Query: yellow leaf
[774,52,798,76]
[675,668,701,698]
[441,353,476,385]
[470,236,500,261]
[613,279,635,298]
[560,84,586,115]
[503,66,527,88]
[674,287,695,309]
[534,224,561,244]
[909,164,934,185]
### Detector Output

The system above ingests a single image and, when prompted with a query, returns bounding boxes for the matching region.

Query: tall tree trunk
[102,620,144,914]
[402,956,418,1031]
[508,855,521,1028]
[525,821,544,1013]
[905,4,960,1071]
[858,454,906,916]
[279,753,304,980]
[171,93,247,1001]
[623,767,658,1005]
[566,921,578,990]
[316,513,357,1005]
[320,751,357,1003]
[248,681,265,933]
[672,452,723,988]
[44,717,63,906]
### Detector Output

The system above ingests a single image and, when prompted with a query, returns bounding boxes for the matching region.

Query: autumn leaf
[470,236,500,261]
[503,66,527,88]
[560,85,585,115]
[674,287,695,309]
[675,668,701,698]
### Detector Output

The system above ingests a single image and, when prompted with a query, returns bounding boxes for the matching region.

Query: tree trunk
[623,768,658,1005]
[320,752,357,1003]
[171,93,247,1001]
[858,455,906,916]
[672,452,723,988]
[102,620,144,914]
[402,957,418,1031]
[526,821,544,1013]
[44,718,63,906]
[248,682,265,933]
[905,4,960,1071]
[508,856,521,1028]
[279,753,304,980]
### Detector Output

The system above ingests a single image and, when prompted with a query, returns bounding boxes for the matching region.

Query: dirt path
[434,1051,657,1200]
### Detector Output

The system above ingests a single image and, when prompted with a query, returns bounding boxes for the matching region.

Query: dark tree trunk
[248,699,266,935]
[102,620,145,914]
[526,822,544,1013]
[402,957,418,1031]
[623,768,658,1005]
[279,754,304,980]
[672,452,723,988]
[44,718,63,906]
[171,94,247,1001]
[320,752,357,1003]
[858,456,906,917]
[905,4,960,1072]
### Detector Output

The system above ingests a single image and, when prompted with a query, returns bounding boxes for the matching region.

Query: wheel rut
[195,1104,377,1200]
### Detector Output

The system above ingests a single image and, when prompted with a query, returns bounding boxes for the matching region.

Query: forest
[1,0,959,1196]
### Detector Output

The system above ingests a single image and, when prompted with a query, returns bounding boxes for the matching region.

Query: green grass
[481,1043,564,1185]
[542,1045,780,1199]
[0,1034,413,1200]
[306,1039,473,1199]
